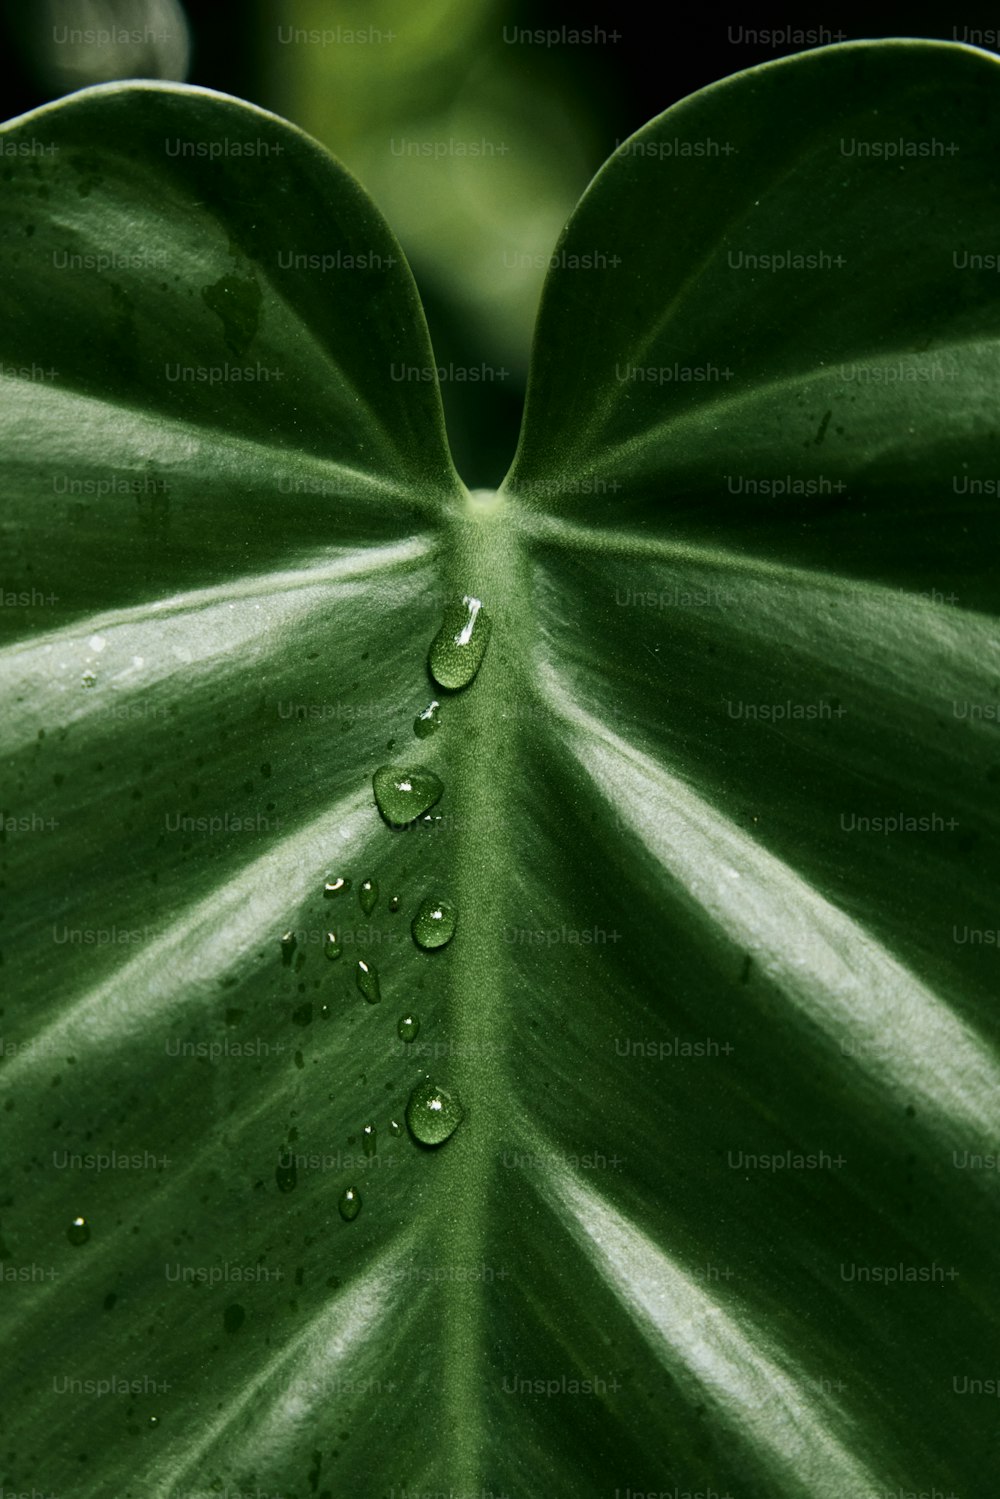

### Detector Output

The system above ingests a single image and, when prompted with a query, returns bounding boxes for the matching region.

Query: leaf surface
[2,45,1000,1499]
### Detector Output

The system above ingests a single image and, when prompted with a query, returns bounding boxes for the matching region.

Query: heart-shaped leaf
[3,42,999,1499]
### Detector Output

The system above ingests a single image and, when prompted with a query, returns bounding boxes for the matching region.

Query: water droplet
[323,877,351,898]
[324,931,343,961]
[388,895,400,913]
[359,878,379,916]
[292,1001,313,1026]
[275,1155,297,1193]
[67,1214,90,1245]
[388,1118,402,1136]
[362,1122,377,1157]
[339,1187,361,1221]
[356,959,381,1004]
[414,700,441,738]
[397,1013,420,1042]
[405,1078,464,1145]
[373,765,443,826]
[411,897,457,950]
[81,670,97,689]
[429,595,492,689]
[223,1303,245,1334]
[148,1415,160,1429]
[280,930,297,967]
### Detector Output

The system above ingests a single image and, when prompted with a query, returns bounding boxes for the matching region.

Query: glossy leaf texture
[2,42,1000,1499]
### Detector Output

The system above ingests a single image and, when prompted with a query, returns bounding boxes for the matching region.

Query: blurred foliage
[260,0,602,482]
[10,0,191,92]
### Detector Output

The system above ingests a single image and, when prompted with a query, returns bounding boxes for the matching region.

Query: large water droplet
[359,878,379,916]
[356,959,381,1004]
[397,1013,420,1042]
[324,931,343,961]
[429,595,492,689]
[323,877,351,898]
[411,897,457,950]
[405,1078,464,1145]
[362,1122,377,1157]
[373,766,443,826]
[414,700,441,739]
[67,1214,90,1245]
[339,1187,361,1221]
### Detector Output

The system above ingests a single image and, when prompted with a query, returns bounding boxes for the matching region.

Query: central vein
[435,492,527,1489]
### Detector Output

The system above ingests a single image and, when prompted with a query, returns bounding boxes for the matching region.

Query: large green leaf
[2,41,1000,1499]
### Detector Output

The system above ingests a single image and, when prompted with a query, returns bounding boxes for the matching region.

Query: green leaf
[3,41,1000,1499]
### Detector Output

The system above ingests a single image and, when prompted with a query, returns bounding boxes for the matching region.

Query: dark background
[1,3,990,135]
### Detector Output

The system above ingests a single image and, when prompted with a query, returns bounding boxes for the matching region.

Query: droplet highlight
[429,595,492,689]
[411,897,457,950]
[397,1014,420,1042]
[339,1187,361,1221]
[373,765,443,826]
[67,1214,90,1246]
[359,878,379,916]
[414,700,441,738]
[405,1078,464,1146]
[356,959,381,1004]
[323,877,351,898]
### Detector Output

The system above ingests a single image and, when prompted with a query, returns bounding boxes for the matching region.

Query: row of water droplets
[64,595,491,1251]
[281,593,492,1223]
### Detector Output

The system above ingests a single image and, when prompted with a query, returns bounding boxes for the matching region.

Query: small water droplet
[223,1303,245,1334]
[81,670,97,689]
[356,959,381,1003]
[323,877,351,898]
[397,1013,420,1042]
[388,895,400,913]
[148,1415,160,1428]
[406,1079,464,1145]
[429,595,492,689]
[339,1186,361,1221]
[359,878,379,916]
[362,1122,377,1157]
[411,897,457,950]
[414,700,441,738]
[67,1214,90,1245]
[388,1118,402,1136]
[324,931,343,961]
[373,765,443,826]
[275,1155,297,1193]
[280,930,297,967]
